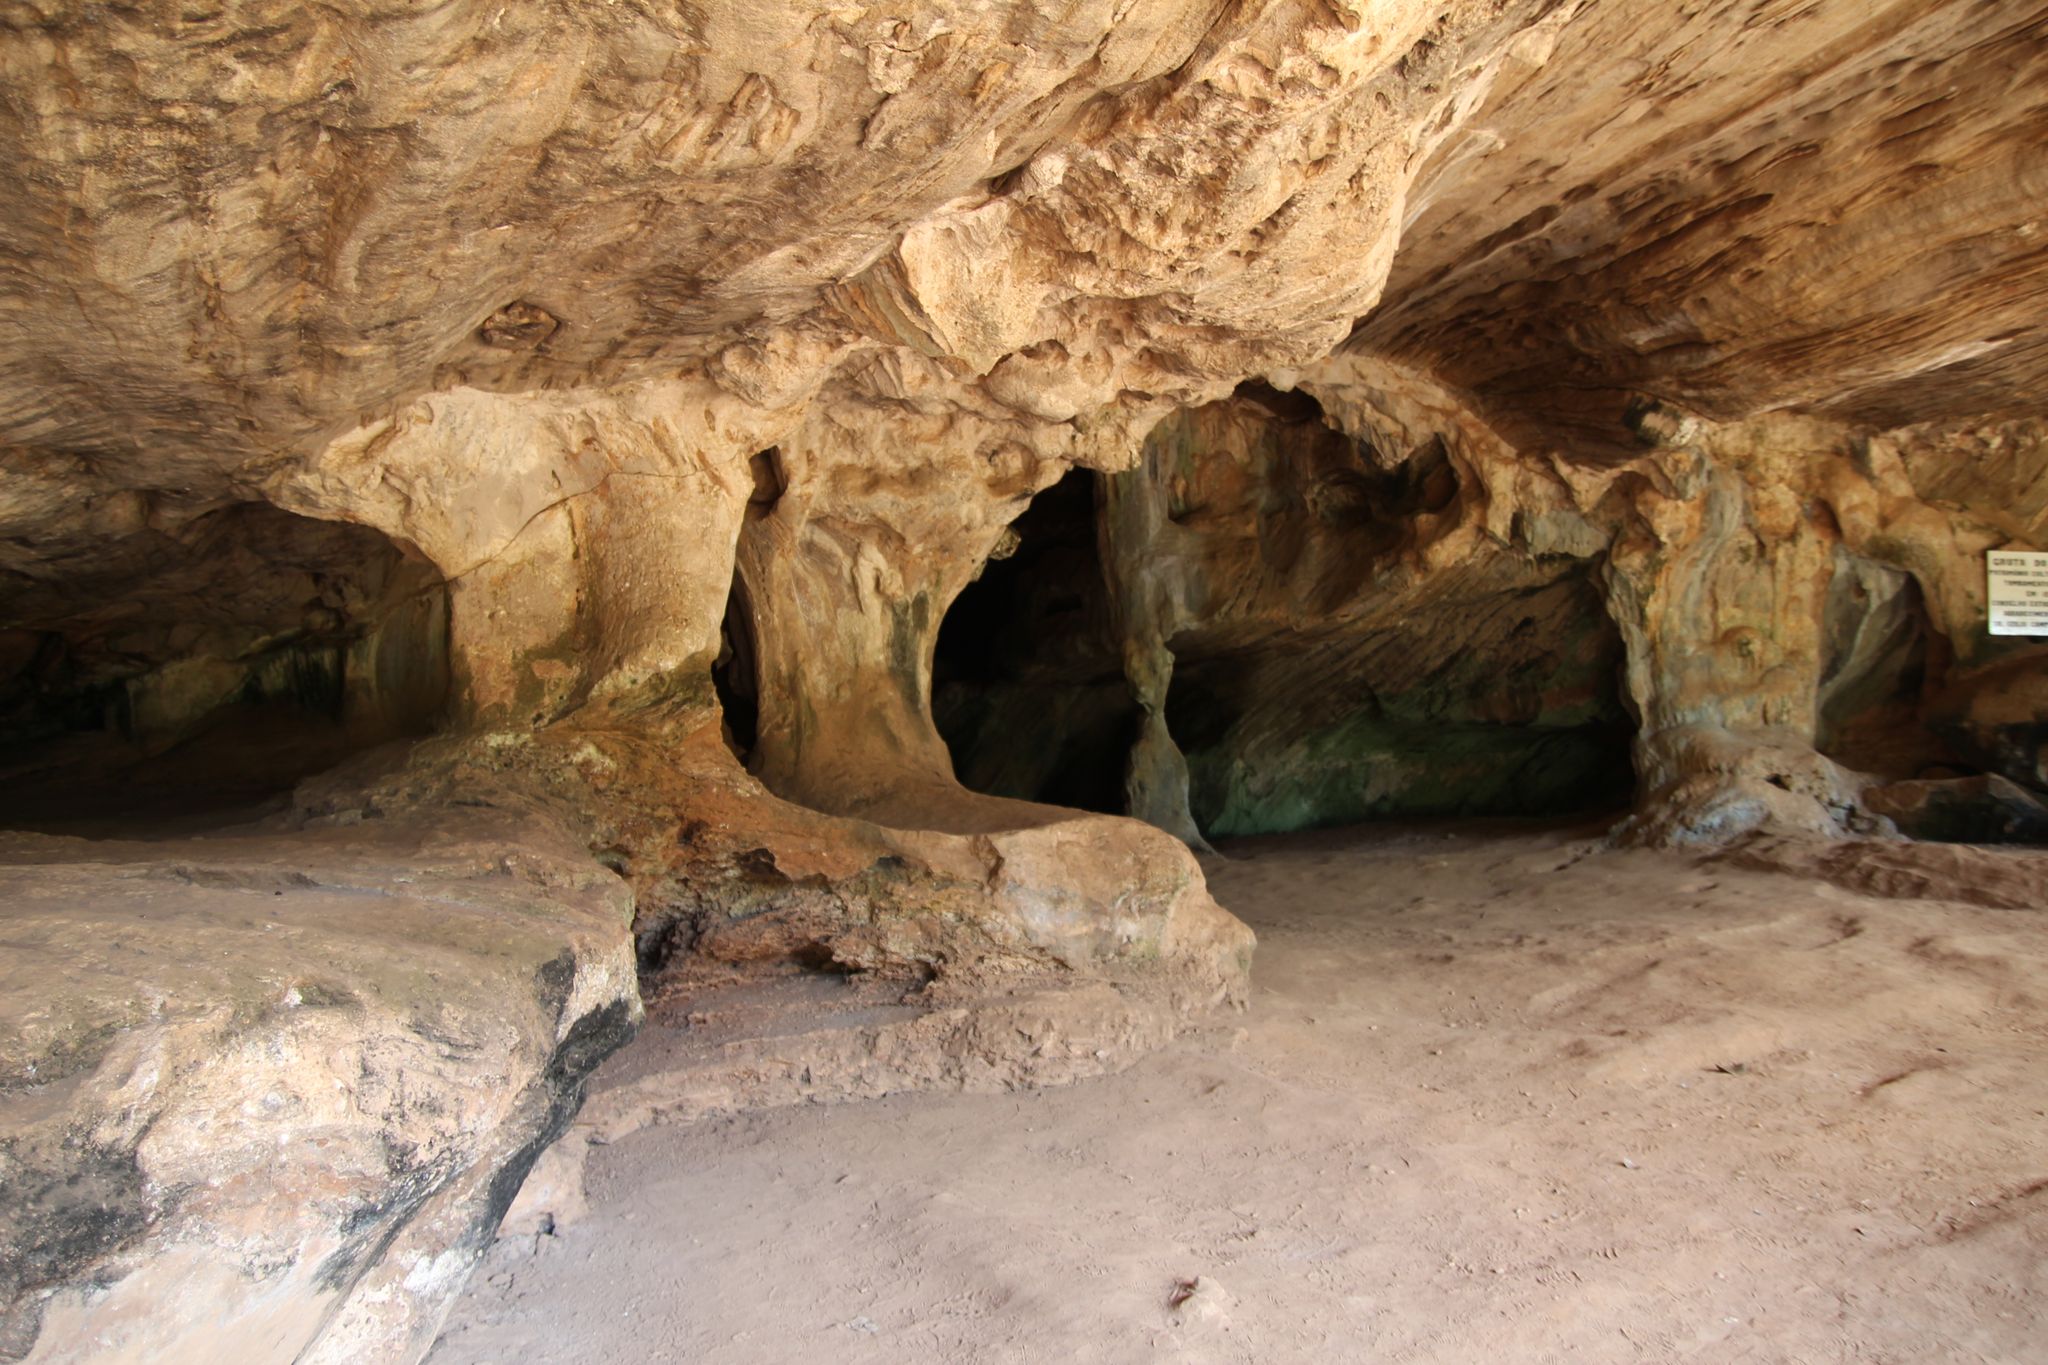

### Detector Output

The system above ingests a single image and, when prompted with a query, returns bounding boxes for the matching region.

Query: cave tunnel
[1163,573,1639,839]
[0,502,449,834]
[932,466,1140,815]
[933,391,1639,842]
[1158,383,1639,838]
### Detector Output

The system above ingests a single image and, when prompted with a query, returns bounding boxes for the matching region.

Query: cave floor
[429,819,2048,1365]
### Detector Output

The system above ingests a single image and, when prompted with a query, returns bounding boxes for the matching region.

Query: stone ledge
[0,812,638,1365]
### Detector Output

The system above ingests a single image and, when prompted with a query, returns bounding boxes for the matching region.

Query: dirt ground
[429,819,2048,1364]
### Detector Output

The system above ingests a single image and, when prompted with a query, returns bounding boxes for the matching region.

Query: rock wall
[1286,359,2048,845]
[1106,386,1632,837]
[956,349,2046,848]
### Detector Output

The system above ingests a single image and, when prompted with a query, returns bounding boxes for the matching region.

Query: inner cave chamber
[933,380,2048,848]
[932,467,1139,816]
[935,385,1640,841]
[0,500,450,831]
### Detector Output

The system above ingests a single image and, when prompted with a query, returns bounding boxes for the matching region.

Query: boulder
[0,811,637,1364]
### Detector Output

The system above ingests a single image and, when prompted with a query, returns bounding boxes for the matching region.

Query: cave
[932,468,1138,815]
[5,4,2048,1364]
[0,502,449,833]
[934,398,1639,839]
[1163,582,1637,835]
[1133,384,1638,838]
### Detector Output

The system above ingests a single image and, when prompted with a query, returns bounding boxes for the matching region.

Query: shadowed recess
[933,468,1139,815]
[0,504,449,833]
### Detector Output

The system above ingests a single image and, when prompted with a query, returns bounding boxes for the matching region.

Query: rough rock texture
[0,0,1569,460]
[1,0,2039,829]
[3,0,2048,1360]
[1106,385,1633,837]
[294,719,1253,1018]
[0,498,447,824]
[1356,2,2048,444]
[1279,356,2048,845]
[0,810,636,1365]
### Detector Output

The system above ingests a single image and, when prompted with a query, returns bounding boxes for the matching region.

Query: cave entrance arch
[0,502,450,833]
[932,468,1139,815]
[933,389,1654,841]
[1134,384,1639,841]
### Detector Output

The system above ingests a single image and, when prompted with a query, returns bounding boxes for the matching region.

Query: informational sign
[1988,550,2048,636]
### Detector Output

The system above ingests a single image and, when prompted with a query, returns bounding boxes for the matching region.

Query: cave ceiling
[1,0,2039,499]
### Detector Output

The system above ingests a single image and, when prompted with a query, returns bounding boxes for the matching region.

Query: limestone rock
[0,811,637,1364]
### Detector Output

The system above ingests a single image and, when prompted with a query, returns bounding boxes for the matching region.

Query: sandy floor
[429,820,2048,1364]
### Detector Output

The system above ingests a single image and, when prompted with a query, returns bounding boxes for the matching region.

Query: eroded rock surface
[0,811,636,1364]
[1105,385,1634,836]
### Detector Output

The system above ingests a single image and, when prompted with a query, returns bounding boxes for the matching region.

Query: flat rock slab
[500,968,1210,1237]
[0,811,637,1365]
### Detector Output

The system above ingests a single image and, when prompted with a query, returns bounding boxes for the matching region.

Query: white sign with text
[1989,550,2048,636]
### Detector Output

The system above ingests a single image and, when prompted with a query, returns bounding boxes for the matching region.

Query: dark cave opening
[1135,384,1638,840]
[712,574,760,765]
[713,449,782,767]
[1817,553,2048,844]
[930,393,1644,839]
[1816,552,1949,780]
[0,502,449,833]
[1162,570,1638,837]
[932,468,1139,814]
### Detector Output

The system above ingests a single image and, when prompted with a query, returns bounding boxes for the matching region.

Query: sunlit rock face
[3,0,2047,1360]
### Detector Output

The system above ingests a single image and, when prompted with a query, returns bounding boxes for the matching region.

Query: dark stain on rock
[534,950,578,1025]
[477,999,637,1243]
[311,1147,460,1295]
[306,986,636,1309]
[0,1139,159,1362]
[890,594,931,713]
